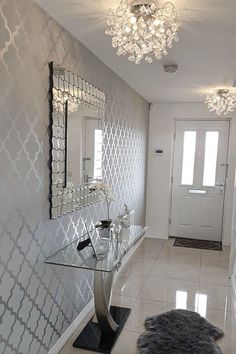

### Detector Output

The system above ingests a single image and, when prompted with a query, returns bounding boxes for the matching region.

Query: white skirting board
[48,299,94,354]
[48,233,146,354]
[146,234,168,240]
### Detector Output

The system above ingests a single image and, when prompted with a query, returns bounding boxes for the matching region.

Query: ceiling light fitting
[105,0,180,64]
[205,89,236,116]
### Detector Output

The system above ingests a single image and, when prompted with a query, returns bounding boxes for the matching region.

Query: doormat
[137,309,224,354]
[173,237,222,251]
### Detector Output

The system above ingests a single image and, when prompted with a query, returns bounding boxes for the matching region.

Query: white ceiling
[35,0,236,103]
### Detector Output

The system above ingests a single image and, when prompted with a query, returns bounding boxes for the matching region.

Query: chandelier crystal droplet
[105,0,180,64]
[205,89,236,116]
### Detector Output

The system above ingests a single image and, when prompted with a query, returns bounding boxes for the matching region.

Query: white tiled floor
[60,238,236,354]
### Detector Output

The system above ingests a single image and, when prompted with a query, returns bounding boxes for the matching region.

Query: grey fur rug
[137,309,224,354]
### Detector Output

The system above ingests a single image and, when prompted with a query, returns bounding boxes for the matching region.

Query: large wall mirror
[49,62,106,219]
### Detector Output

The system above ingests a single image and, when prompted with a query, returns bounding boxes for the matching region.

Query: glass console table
[45,225,148,353]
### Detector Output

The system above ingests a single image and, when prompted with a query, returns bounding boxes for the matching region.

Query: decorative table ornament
[124,204,131,226]
[90,182,114,238]
[95,222,113,239]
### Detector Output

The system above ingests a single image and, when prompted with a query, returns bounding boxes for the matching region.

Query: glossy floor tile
[60,238,235,354]
[122,258,156,276]
[113,273,147,298]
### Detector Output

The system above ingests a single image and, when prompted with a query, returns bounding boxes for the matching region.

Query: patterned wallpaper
[0,0,149,353]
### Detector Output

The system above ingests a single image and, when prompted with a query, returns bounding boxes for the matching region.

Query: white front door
[170,120,229,241]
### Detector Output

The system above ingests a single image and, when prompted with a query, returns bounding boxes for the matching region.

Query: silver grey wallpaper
[0,0,149,353]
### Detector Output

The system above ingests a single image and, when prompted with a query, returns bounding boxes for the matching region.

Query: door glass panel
[203,131,219,186]
[188,189,207,195]
[181,131,196,185]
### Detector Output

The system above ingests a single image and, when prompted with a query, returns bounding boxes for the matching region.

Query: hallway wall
[0,0,149,352]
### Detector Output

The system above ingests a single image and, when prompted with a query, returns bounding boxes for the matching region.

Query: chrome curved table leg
[94,269,119,333]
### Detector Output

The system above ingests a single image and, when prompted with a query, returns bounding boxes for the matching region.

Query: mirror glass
[49,62,106,219]
[67,105,103,185]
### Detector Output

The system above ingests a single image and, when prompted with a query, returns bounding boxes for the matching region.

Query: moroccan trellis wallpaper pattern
[0,0,149,353]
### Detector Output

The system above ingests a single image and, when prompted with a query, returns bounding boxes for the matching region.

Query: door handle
[215,182,225,194]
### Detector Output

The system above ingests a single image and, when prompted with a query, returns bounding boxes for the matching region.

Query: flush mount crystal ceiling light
[105,0,180,64]
[205,89,236,116]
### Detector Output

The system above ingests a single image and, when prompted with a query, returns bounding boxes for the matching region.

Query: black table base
[73,306,131,354]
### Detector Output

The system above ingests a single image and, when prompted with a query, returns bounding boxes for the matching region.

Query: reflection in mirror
[67,105,103,185]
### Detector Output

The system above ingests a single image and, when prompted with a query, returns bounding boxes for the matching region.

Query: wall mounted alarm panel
[154,148,164,156]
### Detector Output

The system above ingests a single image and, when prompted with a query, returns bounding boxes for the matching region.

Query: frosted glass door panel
[181,131,196,185]
[203,132,219,186]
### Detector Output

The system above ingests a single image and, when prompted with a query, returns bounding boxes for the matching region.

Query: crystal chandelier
[105,0,180,64]
[205,89,236,116]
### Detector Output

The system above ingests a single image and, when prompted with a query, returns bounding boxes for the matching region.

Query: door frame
[168,118,231,242]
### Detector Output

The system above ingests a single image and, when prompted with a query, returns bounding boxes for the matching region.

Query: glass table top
[45,225,148,273]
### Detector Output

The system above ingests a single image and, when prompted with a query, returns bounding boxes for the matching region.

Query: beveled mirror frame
[48,62,106,219]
